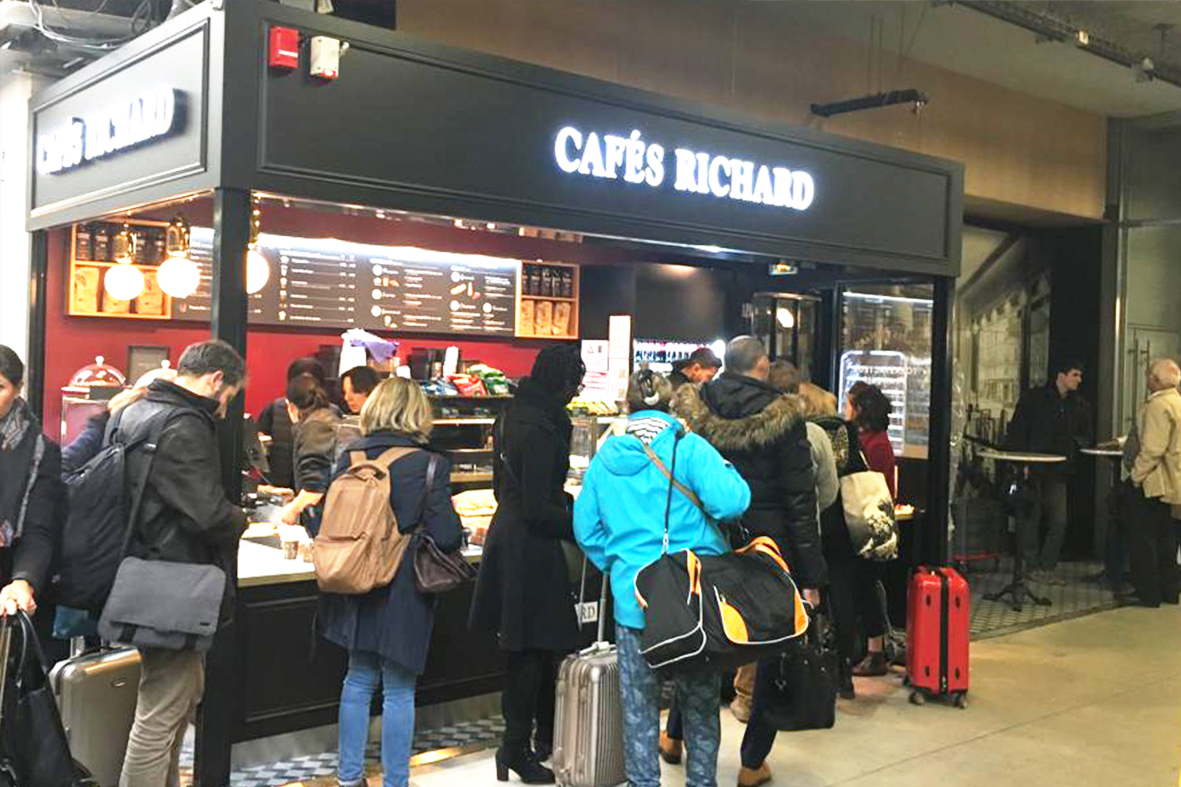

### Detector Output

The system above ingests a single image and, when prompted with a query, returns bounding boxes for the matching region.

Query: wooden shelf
[520,295,578,303]
[451,472,494,483]
[68,220,173,320]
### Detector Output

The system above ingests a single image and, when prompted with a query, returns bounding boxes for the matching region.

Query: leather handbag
[0,612,93,787]
[761,611,838,732]
[413,454,477,594]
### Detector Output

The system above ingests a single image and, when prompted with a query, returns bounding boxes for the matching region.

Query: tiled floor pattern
[965,559,1120,638]
[178,718,506,787]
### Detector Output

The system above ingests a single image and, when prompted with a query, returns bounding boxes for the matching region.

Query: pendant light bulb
[104,262,144,301]
[247,247,270,294]
[157,255,200,299]
[157,215,199,299]
[776,307,795,329]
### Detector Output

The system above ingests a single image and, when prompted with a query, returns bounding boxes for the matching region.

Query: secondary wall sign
[37,87,183,175]
[553,126,815,210]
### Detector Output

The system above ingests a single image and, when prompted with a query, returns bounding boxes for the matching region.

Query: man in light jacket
[1128,358,1181,607]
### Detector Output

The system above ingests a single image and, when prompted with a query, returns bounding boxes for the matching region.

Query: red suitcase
[906,565,969,708]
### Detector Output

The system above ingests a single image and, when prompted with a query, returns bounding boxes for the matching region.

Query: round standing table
[1081,447,1127,586]
[979,450,1067,611]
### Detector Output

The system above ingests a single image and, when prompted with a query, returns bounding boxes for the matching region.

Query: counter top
[237,538,484,589]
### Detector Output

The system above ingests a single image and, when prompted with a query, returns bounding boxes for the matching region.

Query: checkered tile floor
[966,559,1120,639]
[179,717,505,787]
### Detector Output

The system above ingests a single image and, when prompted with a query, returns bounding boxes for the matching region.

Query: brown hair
[798,382,838,417]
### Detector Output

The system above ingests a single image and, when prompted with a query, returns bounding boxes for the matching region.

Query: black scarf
[0,398,45,547]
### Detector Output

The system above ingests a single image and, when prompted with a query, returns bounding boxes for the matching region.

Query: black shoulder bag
[413,454,477,594]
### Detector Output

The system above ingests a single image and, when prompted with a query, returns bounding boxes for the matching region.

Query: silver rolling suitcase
[552,568,625,787]
[49,645,142,787]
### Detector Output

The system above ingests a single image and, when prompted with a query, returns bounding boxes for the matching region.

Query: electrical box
[309,36,341,80]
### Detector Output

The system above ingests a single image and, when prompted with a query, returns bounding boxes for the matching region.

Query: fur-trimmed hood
[673,373,806,452]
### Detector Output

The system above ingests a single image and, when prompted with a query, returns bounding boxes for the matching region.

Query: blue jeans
[616,625,720,787]
[338,651,417,787]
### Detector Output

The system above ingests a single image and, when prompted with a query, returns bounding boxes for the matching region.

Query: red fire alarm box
[269,26,299,70]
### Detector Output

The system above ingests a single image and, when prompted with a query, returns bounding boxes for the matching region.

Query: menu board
[175,229,518,336]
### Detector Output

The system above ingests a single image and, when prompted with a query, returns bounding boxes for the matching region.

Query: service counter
[231,535,604,747]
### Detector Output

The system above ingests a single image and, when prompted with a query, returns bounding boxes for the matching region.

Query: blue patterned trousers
[616,625,721,787]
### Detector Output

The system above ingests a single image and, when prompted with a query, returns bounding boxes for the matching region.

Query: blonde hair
[798,382,838,417]
[360,378,433,441]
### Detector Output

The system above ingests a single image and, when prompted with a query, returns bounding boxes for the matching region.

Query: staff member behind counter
[342,366,381,416]
[279,374,342,531]
[258,357,330,490]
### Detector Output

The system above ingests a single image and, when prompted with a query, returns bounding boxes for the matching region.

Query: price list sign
[176,230,519,336]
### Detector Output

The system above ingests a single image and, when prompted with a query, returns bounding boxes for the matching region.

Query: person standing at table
[1127,359,1181,607]
[1006,358,1094,585]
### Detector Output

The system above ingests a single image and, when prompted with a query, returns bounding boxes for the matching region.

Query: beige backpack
[314,447,418,594]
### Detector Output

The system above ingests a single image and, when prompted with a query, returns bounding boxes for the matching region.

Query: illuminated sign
[37,87,182,175]
[553,126,814,210]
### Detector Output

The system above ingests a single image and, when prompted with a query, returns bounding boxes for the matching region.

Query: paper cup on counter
[279,524,308,560]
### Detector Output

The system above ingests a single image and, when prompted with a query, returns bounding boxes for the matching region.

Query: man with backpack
[113,339,247,787]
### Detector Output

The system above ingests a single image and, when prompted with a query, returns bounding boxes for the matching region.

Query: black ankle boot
[496,746,555,784]
[839,659,855,700]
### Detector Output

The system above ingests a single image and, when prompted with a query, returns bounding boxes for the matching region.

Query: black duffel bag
[633,432,809,673]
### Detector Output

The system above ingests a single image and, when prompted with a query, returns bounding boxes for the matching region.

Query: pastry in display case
[60,356,127,444]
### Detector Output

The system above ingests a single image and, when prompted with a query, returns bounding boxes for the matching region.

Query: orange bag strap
[736,536,791,575]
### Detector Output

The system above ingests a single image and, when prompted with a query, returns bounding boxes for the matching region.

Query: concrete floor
[401,604,1181,787]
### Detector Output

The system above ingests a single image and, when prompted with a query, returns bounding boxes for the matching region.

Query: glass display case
[60,355,127,444]
[632,339,724,375]
[750,293,821,380]
[839,287,933,458]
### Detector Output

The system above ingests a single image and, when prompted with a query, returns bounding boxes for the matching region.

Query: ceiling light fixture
[811,89,929,118]
[246,202,270,294]
[156,215,200,299]
[104,225,144,301]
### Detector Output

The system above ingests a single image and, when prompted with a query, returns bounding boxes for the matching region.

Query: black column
[924,275,954,566]
[195,187,251,787]
[26,230,49,424]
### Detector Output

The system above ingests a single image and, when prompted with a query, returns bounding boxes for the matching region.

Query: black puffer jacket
[117,380,247,626]
[675,373,826,588]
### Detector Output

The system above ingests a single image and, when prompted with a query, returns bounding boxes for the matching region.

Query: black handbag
[0,613,93,787]
[413,454,477,594]
[761,611,838,732]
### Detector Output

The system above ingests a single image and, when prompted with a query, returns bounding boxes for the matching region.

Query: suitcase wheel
[909,690,926,706]
[953,692,969,710]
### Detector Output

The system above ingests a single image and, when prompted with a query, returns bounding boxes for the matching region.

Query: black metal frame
[23,2,964,781]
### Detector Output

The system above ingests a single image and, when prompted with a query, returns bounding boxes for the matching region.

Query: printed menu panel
[177,229,518,336]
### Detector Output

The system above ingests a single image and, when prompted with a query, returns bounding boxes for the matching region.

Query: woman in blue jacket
[574,369,750,787]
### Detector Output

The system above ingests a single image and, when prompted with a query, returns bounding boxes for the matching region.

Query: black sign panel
[29,22,210,221]
[176,229,518,335]
[253,19,962,275]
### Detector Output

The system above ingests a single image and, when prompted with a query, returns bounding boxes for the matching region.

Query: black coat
[257,397,295,489]
[316,432,464,675]
[675,373,826,588]
[292,407,341,532]
[1006,383,1094,477]
[0,400,63,596]
[469,378,580,653]
[811,416,869,561]
[117,380,247,625]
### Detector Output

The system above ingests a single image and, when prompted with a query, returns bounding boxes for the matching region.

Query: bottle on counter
[522,264,534,296]
[93,224,111,261]
[529,265,542,296]
[75,224,93,260]
[540,266,553,297]
[560,269,573,298]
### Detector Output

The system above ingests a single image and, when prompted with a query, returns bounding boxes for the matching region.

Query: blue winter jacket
[573,411,751,630]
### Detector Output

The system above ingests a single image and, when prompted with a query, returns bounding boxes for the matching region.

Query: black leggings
[826,550,889,664]
[502,649,561,755]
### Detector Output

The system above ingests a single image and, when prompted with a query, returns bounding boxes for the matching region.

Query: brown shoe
[851,651,888,677]
[737,763,772,787]
[659,731,683,765]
